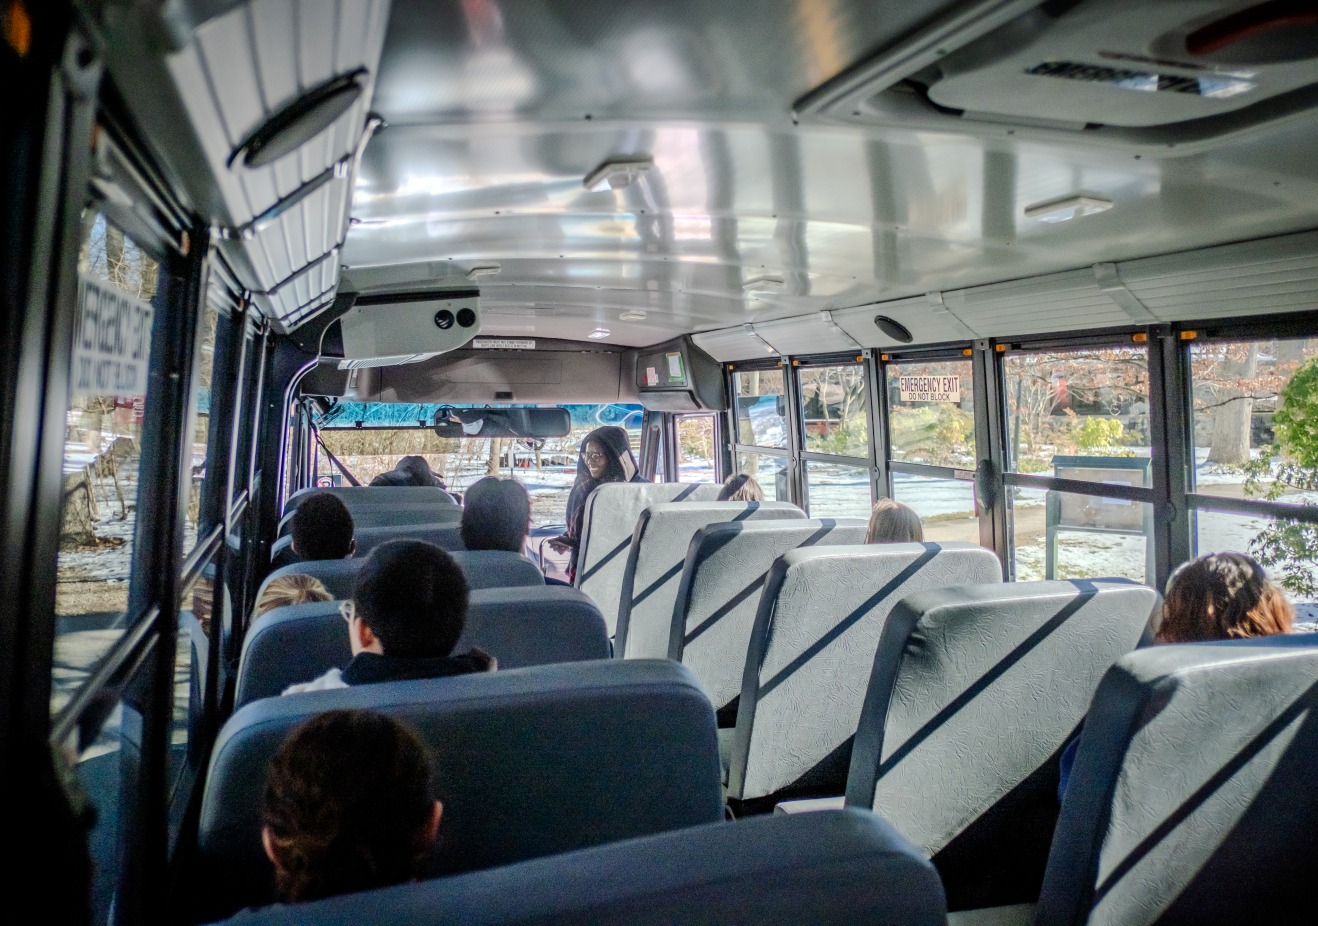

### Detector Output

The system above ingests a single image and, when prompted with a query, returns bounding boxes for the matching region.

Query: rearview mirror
[433,406,572,439]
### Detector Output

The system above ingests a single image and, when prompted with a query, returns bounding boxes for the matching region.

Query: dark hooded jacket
[371,455,447,488]
[562,425,645,578]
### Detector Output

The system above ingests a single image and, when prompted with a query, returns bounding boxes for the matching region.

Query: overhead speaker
[230,69,366,169]
[874,315,914,343]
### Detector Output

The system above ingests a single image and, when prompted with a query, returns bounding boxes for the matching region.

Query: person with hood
[370,455,448,489]
[547,425,645,581]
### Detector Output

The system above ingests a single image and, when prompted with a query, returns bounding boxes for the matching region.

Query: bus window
[886,357,977,543]
[52,215,159,718]
[798,362,873,518]
[181,302,221,549]
[1190,337,1318,601]
[732,368,791,501]
[1004,345,1153,583]
[675,414,718,483]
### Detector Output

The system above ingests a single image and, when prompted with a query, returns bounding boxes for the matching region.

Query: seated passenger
[548,426,646,581]
[283,540,495,695]
[717,473,764,502]
[261,709,442,904]
[290,492,356,561]
[1058,551,1294,798]
[460,476,531,553]
[371,455,447,489]
[865,498,924,543]
[254,574,332,621]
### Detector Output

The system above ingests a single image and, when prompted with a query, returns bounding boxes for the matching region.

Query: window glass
[184,302,222,548]
[169,570,218,800]
[890,474,977,543]
[886,359,975,467]
[316,403,642,528]
[1004,347,1149,475]
[800,364,869,457]
[733,370,787,448]
[676,414,718,482]
[736,451,789,502]
[53,215,159,718]
[1195,509,1318,604]
[1009,485,1151,584]
[804,460,872,518]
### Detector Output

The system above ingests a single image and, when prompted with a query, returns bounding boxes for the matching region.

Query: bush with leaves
[1243,356,1318,596]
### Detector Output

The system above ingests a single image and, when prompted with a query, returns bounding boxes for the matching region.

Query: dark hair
[1157,552,1294,643]
[717,473,764,502]
[460,477,531,552]
[865,498,924,544]
[352,540,469,658]
[261,710,436,904]
[290,493,355,561]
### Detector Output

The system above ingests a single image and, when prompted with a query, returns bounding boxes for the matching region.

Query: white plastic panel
[692,327,779,362]
[831,295,974,348]
[752,315,862,355]
[944,269,1130,338]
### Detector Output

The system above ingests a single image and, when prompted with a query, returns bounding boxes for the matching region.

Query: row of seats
[258,549,543,600]
[207,639,1318,926]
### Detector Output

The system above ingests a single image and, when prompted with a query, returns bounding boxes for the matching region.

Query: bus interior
[7,1,1318,924]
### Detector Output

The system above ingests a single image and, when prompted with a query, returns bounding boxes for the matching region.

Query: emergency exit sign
[898,375,960,403]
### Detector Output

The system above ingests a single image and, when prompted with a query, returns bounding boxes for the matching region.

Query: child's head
[348,540,470,659]
[865,498,924,544]
[261,710,441,904]
[1157,552,1294,643]
[255,574,332,620]
[460,477,531,552]
[290,493,356,561]
[717,473,764,503]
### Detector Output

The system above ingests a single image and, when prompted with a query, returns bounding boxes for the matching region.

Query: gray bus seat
[284,485,457,513]
[615,501,806,658]
[1036,635,1318,926]
[271,517,465,567]
[197,660,723,920]
[672,518,868,718]
[724,542,1001,807]
[256,550,544,602]
[209,809,946,926]
[576,482,721,631]
[277,502,463,538]
[845,579,1157,910]
[235,585,612,706]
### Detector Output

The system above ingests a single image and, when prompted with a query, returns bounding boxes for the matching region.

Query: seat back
[672,518,868,711]
[270,519,466,568]
[615,501,806,656]
[278,502,464,538]
[284,485,457,513]
[1036,636,1318,926]
[256,550,543,602]
[198,660,723,920]
[576,482,721,629]
[209,810,947,926]
[726,542,1001,803]
[846,579,1157,909]
[235,586,612,706]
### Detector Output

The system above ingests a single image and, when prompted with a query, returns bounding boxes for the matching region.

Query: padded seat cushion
[270,520,465,568]
[284,485,457,512]
[257,550,543,601]
[211,810,947,926]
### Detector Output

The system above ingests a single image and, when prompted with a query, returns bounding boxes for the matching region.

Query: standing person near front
[547,426,645,582]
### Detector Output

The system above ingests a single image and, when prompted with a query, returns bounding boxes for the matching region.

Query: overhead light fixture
[466,264,502,281]
[587,327,612,339]
[1024,192,1113,224]
[619,310,647,321]
[742,275,785,291]
[583,156,653,191]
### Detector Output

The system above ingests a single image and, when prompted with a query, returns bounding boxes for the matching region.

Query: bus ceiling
[89,0,1318,357]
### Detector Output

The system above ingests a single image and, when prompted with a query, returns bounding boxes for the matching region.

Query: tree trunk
[1207,344,1258,464]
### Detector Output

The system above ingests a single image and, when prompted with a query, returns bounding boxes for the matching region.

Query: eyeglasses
[339,600,355,623]
[584,452,606,463]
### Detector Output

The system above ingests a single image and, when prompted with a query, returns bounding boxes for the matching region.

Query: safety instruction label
[898,375,960,403]
[73,273,153,398]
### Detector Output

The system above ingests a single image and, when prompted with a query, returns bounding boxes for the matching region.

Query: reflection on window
[805,461,871,519]
[800,365,868,457]
[733,370,787,448]
[891,474,977,543]
[1005,348,1149,474]
[1009,485,1151,584]
[318,403,643,528]
[676,415,718,483]
[184,303,221,549]
[54,215,159,718]
[1195,509,1318,604]
[736,451,789,502]
[886,359,975,467]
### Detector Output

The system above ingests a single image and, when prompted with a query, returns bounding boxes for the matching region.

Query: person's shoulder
[281,668,346,695]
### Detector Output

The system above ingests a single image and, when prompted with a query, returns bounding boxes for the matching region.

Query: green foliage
[888,405,973,465]
[1073,417,1135,455]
